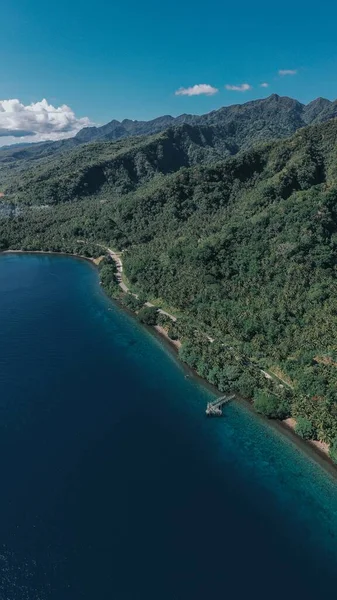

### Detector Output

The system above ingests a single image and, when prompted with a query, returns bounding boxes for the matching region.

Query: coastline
[282,417,330,459]
[2,248,104,265]
[275,418,337,476]
[154,325,181,350]
[2,248,336,476]
[149,310,337,476]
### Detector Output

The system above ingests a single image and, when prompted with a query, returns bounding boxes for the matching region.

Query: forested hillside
[1,101,337,452]
[0,125,242,204]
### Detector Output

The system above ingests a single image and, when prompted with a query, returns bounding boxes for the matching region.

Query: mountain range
[75,94,337,143]
[2,94,337,205]
[1,94,337,168]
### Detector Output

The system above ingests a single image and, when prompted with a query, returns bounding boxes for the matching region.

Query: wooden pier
[206,395,234,416]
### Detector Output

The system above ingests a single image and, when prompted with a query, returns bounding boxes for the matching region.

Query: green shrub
[167,325,179,341]
[122,294,143,311]
[254,391,286,419]
[137,306,158,326]
[236,372,256,398]
[295,417,316,440]
[99,261,117,288]
[157,313,172,328]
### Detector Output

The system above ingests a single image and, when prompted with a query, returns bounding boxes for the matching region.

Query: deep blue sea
[1,253,337,599]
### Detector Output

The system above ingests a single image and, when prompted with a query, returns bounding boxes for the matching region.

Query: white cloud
[175,84,219,96]
[260,82,269,88]
[278,69,297,76]
[0,98,91,146]
[225,83,252,92]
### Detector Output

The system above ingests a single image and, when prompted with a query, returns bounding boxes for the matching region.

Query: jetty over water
[206,395,234,416]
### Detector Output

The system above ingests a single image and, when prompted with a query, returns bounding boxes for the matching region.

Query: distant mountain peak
[303,96,336,124]
[307,96,331,105]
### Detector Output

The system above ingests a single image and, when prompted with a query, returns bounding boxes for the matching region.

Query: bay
[0,253,337,599]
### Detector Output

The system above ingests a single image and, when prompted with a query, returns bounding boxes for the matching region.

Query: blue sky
[1,0,337,144]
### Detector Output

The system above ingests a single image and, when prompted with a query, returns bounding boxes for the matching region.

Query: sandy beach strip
[283,417,330,457]
[154,325,181,349]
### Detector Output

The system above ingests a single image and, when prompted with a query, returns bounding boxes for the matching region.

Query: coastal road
[105,247,129,294]
[104,246,177,322]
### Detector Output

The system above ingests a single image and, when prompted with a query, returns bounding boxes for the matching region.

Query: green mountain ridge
[1,93,337,174]
[68,93,337,142]
[1,125,243,204]
[3,94,337,207]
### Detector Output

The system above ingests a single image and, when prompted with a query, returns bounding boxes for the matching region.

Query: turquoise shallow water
[0,253,337,599]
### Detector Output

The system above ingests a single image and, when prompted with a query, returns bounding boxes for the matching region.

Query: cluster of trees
[138,306,158,325]
[98,258,158,325]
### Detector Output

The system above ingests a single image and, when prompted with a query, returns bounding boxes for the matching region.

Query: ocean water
[0,253,337,599]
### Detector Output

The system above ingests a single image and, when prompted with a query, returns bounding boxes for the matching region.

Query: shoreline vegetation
[96,248,336,462]
[2,247,335,473]
[2,248,105,266]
